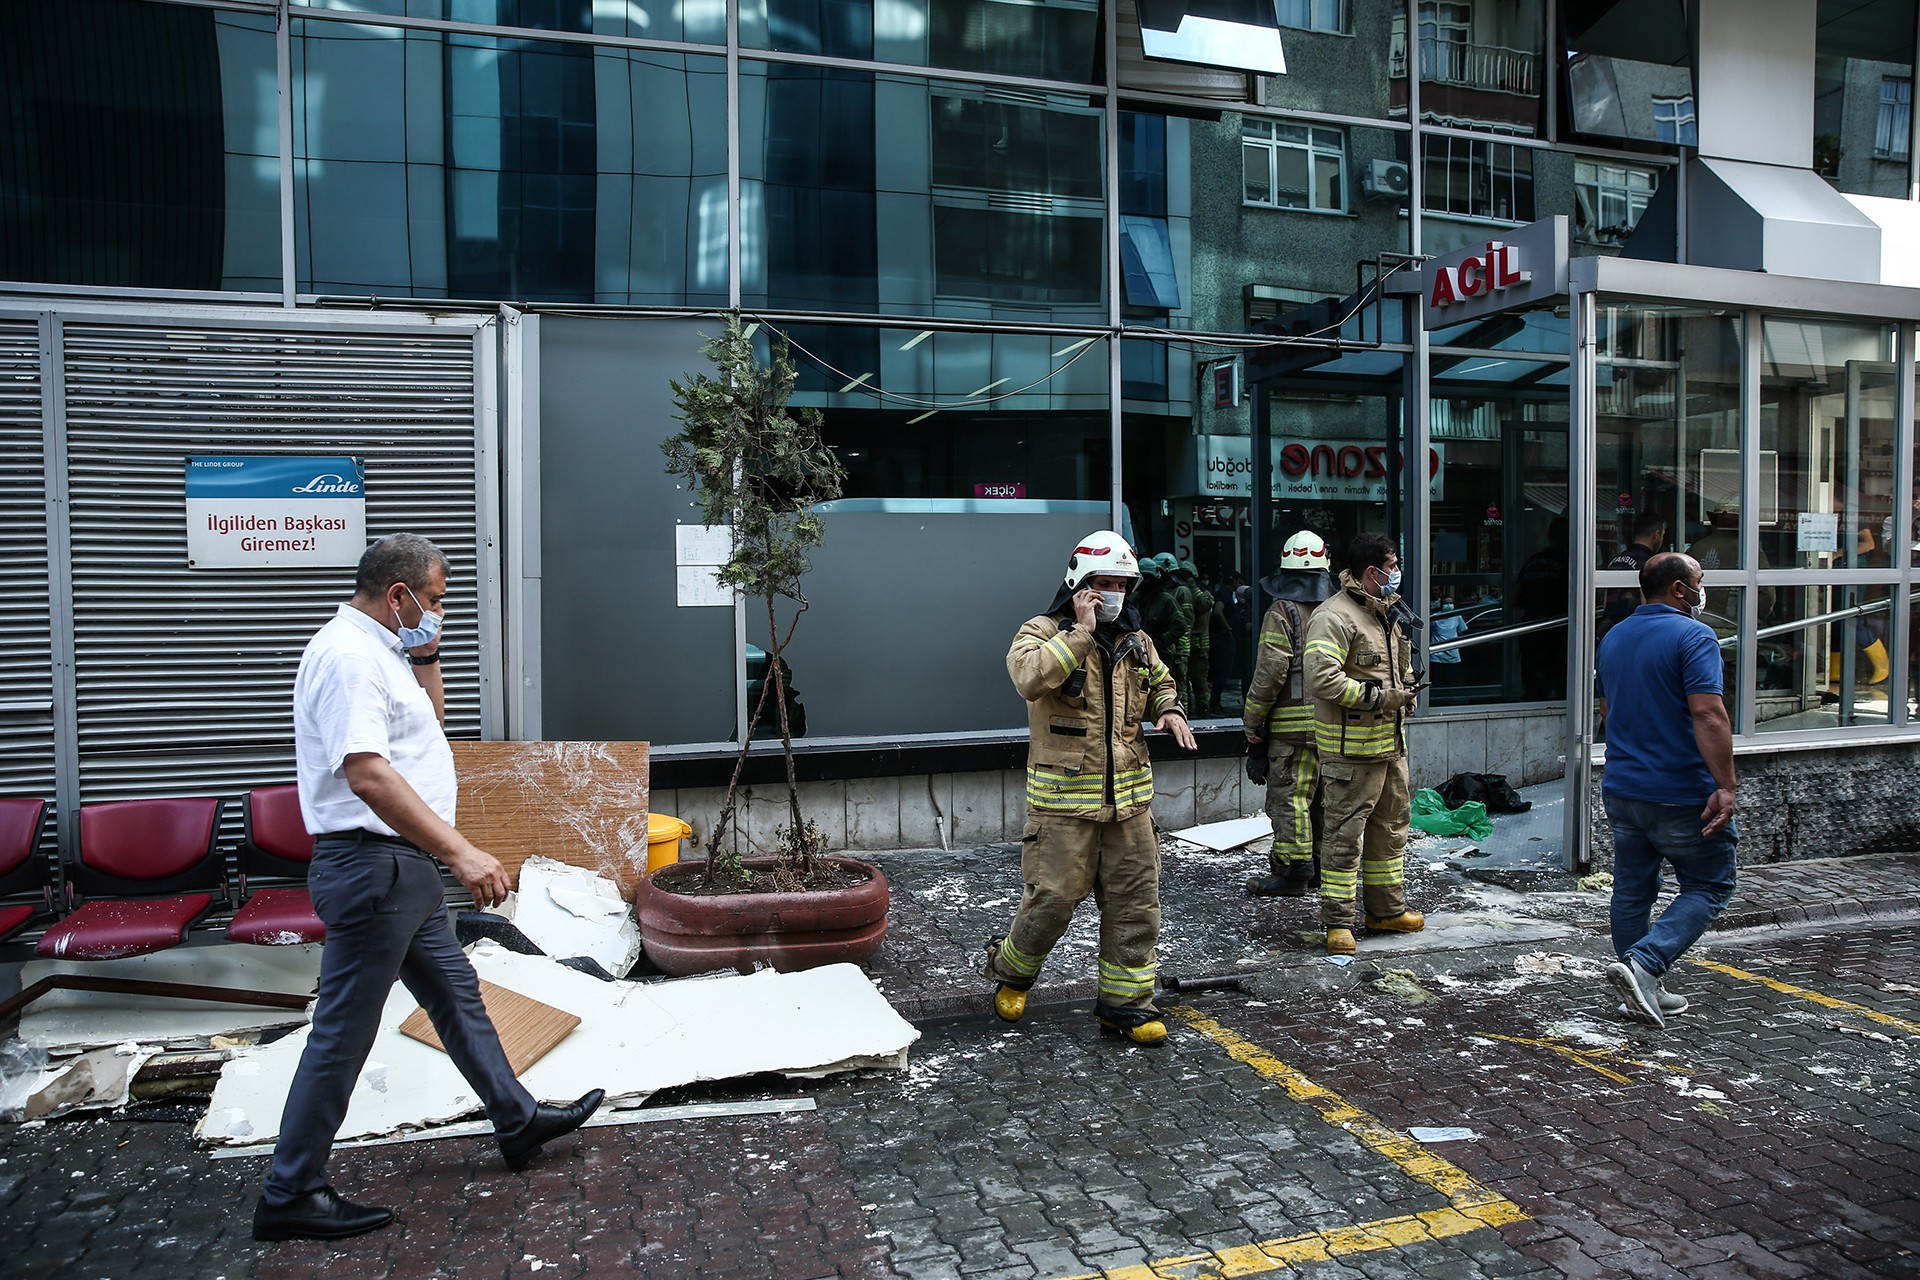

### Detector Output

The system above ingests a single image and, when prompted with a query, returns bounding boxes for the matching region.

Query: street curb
[1708,893,1920,935]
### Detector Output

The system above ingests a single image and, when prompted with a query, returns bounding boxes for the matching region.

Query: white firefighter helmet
[1280,530,1330,573]
[1063,530,1141,590]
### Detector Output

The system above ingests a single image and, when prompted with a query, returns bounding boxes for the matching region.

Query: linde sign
[1418,215,1568,329]
[1195,435,1445,502]
[185,455,367,568]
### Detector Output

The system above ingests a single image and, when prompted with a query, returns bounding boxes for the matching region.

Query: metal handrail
[1431,616,1564,654]
[1720,597,1890,648]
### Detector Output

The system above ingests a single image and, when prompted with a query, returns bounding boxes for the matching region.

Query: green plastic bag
[1410,787,1492,838]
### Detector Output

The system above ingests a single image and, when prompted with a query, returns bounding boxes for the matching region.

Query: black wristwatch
[407,650,441,666]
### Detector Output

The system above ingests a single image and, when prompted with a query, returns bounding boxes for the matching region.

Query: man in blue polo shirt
[1594,551,1738,1029]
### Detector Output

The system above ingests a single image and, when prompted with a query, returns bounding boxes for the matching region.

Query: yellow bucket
[646,813,692,873]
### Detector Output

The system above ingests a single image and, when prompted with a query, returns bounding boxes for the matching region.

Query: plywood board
[450,741,650,897]
[399,979,580,1076]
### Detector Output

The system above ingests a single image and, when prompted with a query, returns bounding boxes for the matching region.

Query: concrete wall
[1585,740,1920,870]
[653,709,1569,854]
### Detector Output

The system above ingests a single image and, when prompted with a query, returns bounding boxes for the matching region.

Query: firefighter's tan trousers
[1317,754,1410,928]
[987,811,1160,1009]
[1262,740,1318,876]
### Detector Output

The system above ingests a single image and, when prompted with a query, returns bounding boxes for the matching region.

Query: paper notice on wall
[675,524,731,566]
[1796,511,1838,553]
[677,564,732,608]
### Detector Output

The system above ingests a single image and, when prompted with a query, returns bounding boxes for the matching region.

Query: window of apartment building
[1242,121,1347,213]
[1651,94,1696,145]
[1421,134,1533,223]
[1876,77,1912,161]
[1418,2,1473,81]
[1572,160,1655,245]
[1276,0,1347,33]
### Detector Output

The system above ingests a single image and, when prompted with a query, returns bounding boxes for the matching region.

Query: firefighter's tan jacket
[1243,599,1318,743]
[1008,612,1183,820]
[1303,572,1417,761]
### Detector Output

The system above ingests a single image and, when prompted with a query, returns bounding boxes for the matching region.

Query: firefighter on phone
[983,531,1197,1045]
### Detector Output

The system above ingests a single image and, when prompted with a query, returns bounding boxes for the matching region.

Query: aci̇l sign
[1417,215,1568,329]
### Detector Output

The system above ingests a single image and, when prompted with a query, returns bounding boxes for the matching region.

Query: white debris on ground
[481,855,644,978]
[198,945,919,1148]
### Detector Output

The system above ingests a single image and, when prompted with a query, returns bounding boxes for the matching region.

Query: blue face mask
[1383,568,1402,595]
[395,584,443,648]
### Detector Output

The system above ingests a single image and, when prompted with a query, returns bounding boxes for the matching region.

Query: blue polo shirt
[1595,603,1723,805]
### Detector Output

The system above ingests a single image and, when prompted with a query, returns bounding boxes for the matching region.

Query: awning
[1687,157,1882,284]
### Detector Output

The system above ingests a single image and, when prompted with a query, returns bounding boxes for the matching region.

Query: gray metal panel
[534,315,737,745]
[1690,158,1882,284]
[0,320,57,818]
[1574,255,1920,321]
[1695,0,1816,168]
[59,321,482,800]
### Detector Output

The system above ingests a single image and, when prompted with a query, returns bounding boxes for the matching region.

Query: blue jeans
[1604,793,1738,978]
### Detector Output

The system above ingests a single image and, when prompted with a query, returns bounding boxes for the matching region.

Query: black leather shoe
[499,1089,607,1171]
[252,1187,394,1241]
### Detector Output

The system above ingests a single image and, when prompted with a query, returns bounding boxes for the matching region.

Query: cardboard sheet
[197,943,919,1146]
[399,979,581,1076]
[449,741,651,899]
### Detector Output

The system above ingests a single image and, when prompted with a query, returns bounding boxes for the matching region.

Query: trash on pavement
[1167,815,1274,851]
[1408,1126,1479,1142]
[1369,968,1436,1004]
[1577,872,1615,892]
[1410,789,1492,838]
[485,855,644,979]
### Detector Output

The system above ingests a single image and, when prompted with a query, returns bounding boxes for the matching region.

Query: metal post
[1563,289,1598,873]
[41,313,80,850]
[277,3,296,308]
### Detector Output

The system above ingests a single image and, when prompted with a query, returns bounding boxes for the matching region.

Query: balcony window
[1243,120,1347,213]
[1876,76,1912,161]
[1651,94,1696,146]
[1422,134,1533,223]
[1573,160,1655,246]
[1276,0,1347,33]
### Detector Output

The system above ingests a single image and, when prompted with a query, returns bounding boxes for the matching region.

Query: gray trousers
[263,833,535,1202]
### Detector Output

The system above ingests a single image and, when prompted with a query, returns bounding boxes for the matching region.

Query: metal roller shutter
[59,320,486,804]
[0,320,57,836]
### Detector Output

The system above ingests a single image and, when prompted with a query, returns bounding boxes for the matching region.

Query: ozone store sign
[1419,215,1568,328]
[1195,436,1445,502]
[185,455,367,568]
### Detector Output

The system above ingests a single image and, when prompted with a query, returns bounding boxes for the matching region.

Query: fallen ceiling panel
[197,944,919,1146]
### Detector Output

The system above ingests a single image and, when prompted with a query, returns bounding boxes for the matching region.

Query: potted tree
[635,319,890,975]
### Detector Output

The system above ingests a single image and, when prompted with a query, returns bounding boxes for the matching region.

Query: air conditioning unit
[1361,159,1410,198]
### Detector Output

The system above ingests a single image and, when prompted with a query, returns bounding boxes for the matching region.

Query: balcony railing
[1389,32,1539,98]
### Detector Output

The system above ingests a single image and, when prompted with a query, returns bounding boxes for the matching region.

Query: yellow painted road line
[1482,1033,1692,1085]
[1051,1010,1527,1280]
[1690,958,1920,1037]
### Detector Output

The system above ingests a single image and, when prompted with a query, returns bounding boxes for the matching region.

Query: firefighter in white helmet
[1243,530,1335,897]
[983,530,1197,1045]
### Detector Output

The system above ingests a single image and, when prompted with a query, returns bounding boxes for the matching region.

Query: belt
[314,829,419,850]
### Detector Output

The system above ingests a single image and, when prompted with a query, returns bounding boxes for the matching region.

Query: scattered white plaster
[16,946,323,1052]
[198,946,919,1146]
[1167,815,1273,851]
[504,857,644,979]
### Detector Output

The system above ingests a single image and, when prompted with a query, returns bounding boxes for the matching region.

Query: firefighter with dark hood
[1243,531,1335,897]
[1304,534,1427,955]
[983,530,1197,1045]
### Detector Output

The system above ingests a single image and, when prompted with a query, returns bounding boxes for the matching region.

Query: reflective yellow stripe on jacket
[1025,764,1155,813]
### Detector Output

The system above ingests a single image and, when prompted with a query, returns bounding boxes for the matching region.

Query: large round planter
[634,856,889,977]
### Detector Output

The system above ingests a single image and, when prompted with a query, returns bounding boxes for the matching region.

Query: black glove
[1245,737,1268,786]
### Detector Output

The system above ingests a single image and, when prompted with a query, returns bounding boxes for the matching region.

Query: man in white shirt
[254,534,604,1242]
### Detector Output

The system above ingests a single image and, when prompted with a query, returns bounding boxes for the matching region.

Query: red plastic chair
[0,798,54,944]
[226,785,325,946]
[35,797,225,961]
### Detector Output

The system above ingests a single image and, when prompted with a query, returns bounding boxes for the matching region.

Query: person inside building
[983,530,1197,1045]
[1596,552,1738,1029]
[1212,570,1250,711]
[1515,515,1571,699]
[1600,510,1669,636]
[1145,552,1193,709]
[254,534,604,1242]
[1180,559,1212,716]
[1243,530,1336,898]
[1838,524,1891,687]
[1302,534,1427,955]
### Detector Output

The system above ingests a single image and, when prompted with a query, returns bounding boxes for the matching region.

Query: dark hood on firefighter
[1259,568,1335,603]
[1044,581,1145,637]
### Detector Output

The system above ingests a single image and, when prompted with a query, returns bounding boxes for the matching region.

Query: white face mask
[1095,590,1126,623]
[1683,583,1707,621]
[395,584,443,648]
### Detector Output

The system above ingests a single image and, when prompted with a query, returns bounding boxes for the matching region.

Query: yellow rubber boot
[1366,910,1427,933]
[1866,640,1891,685]
[993,985,1027,1023]
[1095,1002,1169,1045]
[1326,928,1357,955]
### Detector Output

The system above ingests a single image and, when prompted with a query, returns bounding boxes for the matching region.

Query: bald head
[1641,551,1700,605]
